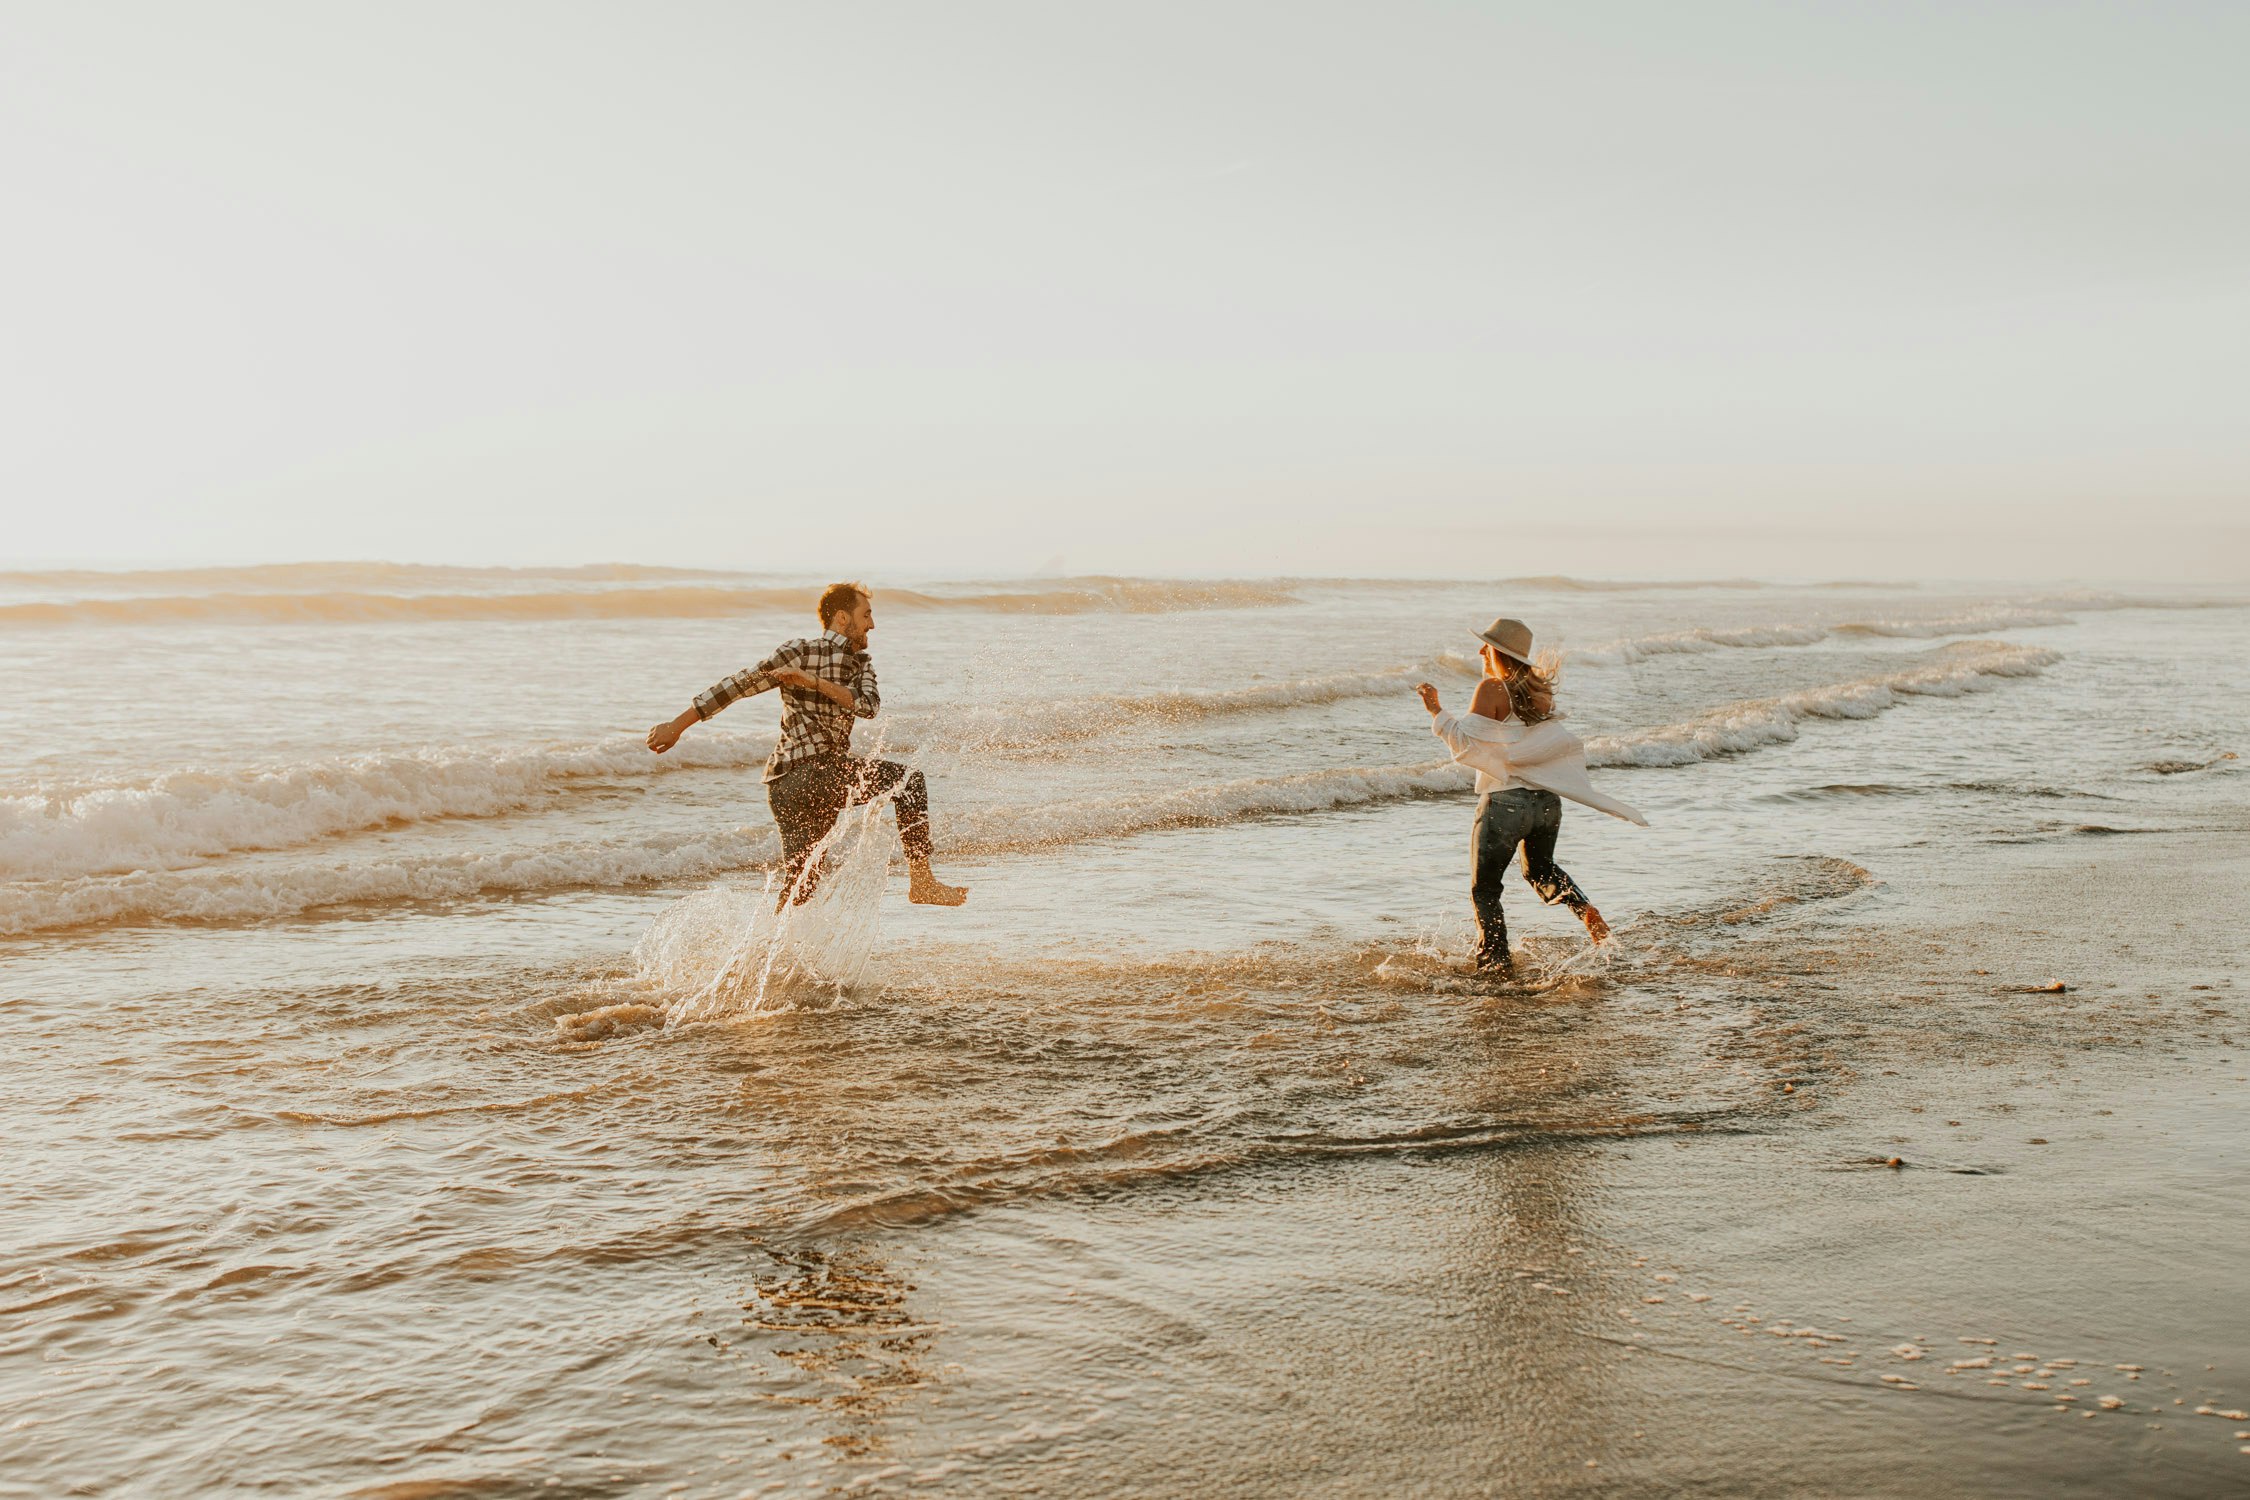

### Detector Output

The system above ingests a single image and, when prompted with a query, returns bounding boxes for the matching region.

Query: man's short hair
[817,581,869,627]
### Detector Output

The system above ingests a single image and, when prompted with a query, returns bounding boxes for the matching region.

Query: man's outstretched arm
[647,641,806,754]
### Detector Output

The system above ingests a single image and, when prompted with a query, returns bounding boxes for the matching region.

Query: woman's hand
[1415,683,1442,714]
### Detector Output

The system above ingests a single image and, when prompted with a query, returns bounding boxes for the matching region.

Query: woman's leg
[1519,792,1608,940]
[1471,792,1534,973]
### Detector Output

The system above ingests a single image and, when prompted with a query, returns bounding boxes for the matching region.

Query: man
[646,581,968,908]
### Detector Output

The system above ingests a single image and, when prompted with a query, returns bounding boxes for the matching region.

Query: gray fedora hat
[1473,616,1535,666]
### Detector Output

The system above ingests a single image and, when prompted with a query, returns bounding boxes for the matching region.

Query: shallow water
[4,571,2246,1494]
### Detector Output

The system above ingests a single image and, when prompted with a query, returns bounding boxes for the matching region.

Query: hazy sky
[4,2,2244,580]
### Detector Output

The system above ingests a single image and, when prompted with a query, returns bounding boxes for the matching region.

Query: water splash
[636,801,893,1024]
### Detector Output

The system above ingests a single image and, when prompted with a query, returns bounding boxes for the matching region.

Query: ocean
[6,568,2247,1496]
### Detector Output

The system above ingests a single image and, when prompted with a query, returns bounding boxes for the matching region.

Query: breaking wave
[921,654,1483,751]
[0,826,782,936]
[0,732,777,882]
[1581,640,2059,768]
[2,657,1492,881]
[0,640,2058,937]
[2,635,2058,893]
[0,761,1474,936]
[1569,608,2067,665]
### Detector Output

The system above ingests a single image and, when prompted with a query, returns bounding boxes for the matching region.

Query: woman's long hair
[1503,649,1563,724]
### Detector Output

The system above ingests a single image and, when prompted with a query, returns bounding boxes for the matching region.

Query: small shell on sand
[1688,1293,1711,1302]
[1652,1273,1677,1283]
[2116,1364,2144,1372]
[1891,1344,1924,1360]
[2024,1382,2051,1391]
[2221,1410,2250,1422]
[2097,1396,2126,1410]
[2069,1379,2091,1386]
[1643,1295,1666,1304]
[1952,1357,1993,1370]
[1960,1338,1997,1345]
[1987,1378,2010,1386]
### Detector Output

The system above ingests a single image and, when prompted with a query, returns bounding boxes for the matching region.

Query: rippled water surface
[6,569,2246,1495]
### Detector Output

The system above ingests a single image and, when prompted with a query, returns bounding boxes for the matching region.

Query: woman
[1414,616,1644,976]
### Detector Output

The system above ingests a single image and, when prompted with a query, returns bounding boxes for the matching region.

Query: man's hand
[648,709,697,755]
[1415,682,1442,714]
[776,669,856,711]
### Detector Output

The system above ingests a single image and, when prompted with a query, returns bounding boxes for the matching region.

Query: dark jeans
[1471,788,1591,972]
[766,754,932,905]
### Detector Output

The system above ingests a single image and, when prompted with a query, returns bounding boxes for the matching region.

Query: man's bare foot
[908,867,968,907]
[1580,905,1610,943]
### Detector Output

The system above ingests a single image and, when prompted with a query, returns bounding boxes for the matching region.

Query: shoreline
[747,825,2250,1496]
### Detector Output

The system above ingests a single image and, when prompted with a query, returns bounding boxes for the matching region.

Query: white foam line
[1584,641,2058,767]
[0,642,2061,935]
[941,760,1473,854]
[0,732,776,882]
[918,654,1482,751]
[1569,609,2069,666]
[5,596,2085,883]
[0,827,779,937]
[1,658,1489,880]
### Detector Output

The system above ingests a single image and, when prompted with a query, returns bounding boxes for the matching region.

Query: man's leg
[1519,792,1607,941]
[767,759,849,907]
[845,758,967,906]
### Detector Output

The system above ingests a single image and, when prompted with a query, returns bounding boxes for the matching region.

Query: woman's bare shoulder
[1469,678,1513,720]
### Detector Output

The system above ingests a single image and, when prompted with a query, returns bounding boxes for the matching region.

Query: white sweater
[1430,709,1649,827]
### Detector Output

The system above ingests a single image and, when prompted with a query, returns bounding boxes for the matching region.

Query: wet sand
[709,830,2250,1497]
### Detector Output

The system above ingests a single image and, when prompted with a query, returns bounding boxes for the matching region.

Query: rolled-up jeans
[1471,787,1591,971]
[766,753,932,904]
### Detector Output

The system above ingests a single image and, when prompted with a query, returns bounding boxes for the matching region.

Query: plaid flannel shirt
[694,630,881,781]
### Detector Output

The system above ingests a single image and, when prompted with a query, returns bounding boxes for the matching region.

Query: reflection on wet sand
[739,1243,935,1458]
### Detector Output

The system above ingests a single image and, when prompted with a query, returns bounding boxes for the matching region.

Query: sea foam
[1583,641,2058,767]
[0,640,2060,936]
[0,731,776,882]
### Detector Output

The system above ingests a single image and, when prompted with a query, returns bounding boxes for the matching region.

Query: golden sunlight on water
[5,574,2248,1495]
